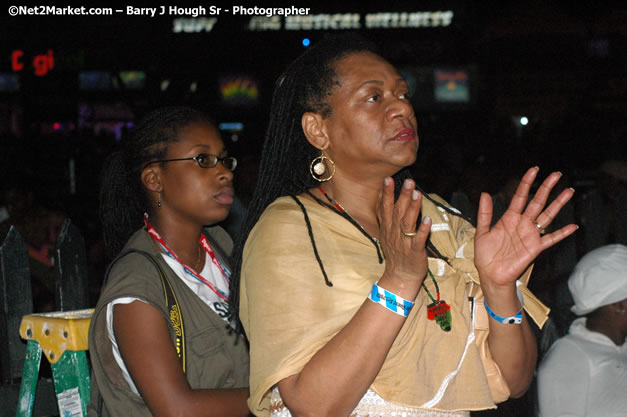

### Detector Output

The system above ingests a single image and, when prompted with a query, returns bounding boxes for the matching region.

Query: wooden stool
[16,309,92,417]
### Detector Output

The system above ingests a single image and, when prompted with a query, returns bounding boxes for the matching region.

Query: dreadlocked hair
[228,34,467,326]
[99,106,213,259]
[229,34,382,319]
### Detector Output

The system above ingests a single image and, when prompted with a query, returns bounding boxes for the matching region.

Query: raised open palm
[474,167,578,286]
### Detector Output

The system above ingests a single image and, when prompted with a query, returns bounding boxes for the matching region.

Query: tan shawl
[240,195,549,416]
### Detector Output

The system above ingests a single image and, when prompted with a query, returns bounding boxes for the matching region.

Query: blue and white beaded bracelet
[368,281,414,317]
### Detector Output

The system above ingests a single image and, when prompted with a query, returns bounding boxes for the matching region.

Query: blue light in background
[302,38,311,47]
[219,122,244,131]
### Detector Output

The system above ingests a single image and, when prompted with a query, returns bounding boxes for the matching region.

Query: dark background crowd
[0,2,625,415]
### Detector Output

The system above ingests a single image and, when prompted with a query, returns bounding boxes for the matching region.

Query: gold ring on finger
[401,230,417,237]
[535,222,546,235]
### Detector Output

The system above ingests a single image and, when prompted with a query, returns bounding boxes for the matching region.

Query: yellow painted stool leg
[16,340,43,417]
[18,310,93,416]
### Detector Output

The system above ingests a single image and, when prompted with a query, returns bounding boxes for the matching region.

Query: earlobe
[302,112,329,150]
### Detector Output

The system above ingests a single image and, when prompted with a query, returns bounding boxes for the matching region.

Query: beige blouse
[240,195,549,416]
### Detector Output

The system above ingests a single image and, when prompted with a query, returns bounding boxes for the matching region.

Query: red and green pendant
[424,269,452,332]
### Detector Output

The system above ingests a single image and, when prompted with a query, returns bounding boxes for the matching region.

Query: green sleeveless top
[88,226,249,417]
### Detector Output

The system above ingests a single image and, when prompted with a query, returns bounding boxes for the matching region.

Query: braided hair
[99,106,213,258]
[229,34,466,325]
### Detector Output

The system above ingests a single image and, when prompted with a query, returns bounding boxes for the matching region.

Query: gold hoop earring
[310,151,336,182]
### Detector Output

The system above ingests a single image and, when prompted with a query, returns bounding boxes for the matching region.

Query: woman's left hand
[474,167,578,287]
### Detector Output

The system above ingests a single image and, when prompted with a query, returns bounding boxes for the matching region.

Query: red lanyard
[144,215,229,301]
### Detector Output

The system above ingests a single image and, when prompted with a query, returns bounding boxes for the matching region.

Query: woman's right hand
[376,177,431,292]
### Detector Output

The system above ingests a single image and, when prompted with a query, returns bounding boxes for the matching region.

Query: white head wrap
[568,244,627,315]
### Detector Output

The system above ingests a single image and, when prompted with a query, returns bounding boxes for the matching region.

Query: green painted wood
[1,226,33,383]
[50,350,90,417]
[15,340,42,417]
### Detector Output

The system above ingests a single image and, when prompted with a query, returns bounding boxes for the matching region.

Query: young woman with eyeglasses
[88,106,250,417]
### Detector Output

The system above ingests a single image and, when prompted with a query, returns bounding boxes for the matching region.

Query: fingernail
[533,166,540,171]
[384,177,391,186]
[569,187,575,193]
[557,171,563,177]
[412,190,419,200]
[404,179,412,189]
[423,216,431,224]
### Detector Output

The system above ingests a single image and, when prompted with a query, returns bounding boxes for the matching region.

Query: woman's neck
[148,215,204,269]
[318,175,384,239]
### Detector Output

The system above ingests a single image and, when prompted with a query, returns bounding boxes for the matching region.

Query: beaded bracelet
[368,281,414,317]
[484,287,525,325]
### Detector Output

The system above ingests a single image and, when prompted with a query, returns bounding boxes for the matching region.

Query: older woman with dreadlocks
[230,36,577,417]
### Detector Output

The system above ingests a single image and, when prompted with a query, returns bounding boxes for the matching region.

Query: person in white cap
[537,244,627,417]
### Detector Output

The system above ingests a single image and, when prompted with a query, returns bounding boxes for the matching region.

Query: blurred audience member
[537,244,627,417]
[450,156,492,223]
[578,160,627,253]
[0,184,65,312]
[221,155,260,239]
[491,175,520,227]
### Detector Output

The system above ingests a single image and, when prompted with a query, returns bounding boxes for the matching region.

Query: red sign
[12,49,55,76]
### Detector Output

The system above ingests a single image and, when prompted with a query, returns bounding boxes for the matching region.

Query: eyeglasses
[143,153,237,171]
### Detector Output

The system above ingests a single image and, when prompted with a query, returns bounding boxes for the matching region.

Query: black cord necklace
[307,187,384,263]
[314,186,453,332]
